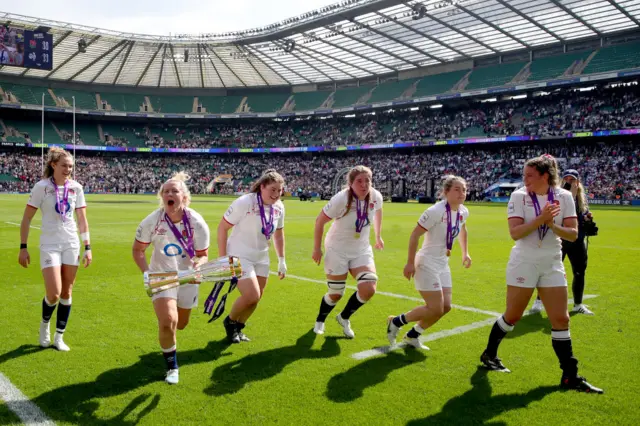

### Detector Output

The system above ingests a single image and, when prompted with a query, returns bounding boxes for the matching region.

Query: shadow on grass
[406,367,557,426]
[204,329,342,396]
[326,348,427,403]
[507,312,552,339]
[0,339,231,425]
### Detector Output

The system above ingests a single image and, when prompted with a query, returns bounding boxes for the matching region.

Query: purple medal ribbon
[256,193,274,240]
[529,188,555,244]
[445,203,461,254]
[164,211,195,259]
[51,178,70,223]
[354,191,369,237]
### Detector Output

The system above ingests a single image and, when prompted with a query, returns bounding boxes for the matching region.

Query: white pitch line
[351,294,599,360]
[4,221,41,230]
[0,372,54,426]
[595,245,640,251]
[275,272,501,317]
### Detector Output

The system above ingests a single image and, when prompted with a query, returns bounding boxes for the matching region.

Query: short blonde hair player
[132,172,210,384]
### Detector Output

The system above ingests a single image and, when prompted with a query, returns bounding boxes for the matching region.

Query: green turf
[0,194,639,425]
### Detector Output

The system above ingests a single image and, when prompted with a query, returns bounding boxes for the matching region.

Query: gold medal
[446,249,451,257]
[354,233,360,239]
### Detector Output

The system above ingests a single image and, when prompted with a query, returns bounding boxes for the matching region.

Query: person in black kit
[530,169,595,315]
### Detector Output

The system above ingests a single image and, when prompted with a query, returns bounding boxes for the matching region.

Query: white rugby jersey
[223,193,285,263]
[417,200,469,260]
[323,188,383,255]
[136,207,210,272]
[27,179,86,246]
[507,187,577,251]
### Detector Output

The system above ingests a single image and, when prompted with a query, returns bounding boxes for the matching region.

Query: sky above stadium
[9,0,338,35]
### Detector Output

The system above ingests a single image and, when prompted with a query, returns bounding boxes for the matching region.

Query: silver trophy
[144,256,242,297]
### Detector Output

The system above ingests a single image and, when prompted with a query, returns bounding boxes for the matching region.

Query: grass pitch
[0,194,639,425]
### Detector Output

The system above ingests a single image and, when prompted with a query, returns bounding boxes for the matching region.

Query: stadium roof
[1,0,639,89]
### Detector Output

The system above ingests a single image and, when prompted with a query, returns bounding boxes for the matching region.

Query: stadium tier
[2,85,639,150]
[1,139,638,202]
[0,39,638,115]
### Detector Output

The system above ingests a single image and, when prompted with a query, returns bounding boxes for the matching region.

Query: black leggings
[562,239,588,305]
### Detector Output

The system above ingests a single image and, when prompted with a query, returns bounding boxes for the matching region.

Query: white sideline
[0,372,54,425]
[351,294,599,360]
[5,221,40,230]
[274,272,501,316]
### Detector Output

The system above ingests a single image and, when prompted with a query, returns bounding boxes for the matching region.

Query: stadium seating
[528,51,592,81]
[52,88,97,110]
[245,92,290,112]
[152,95,195,114]
[466,62,527,90]
[582,41,640,75]
[332,85,373,108]
[368,78,420,103]
[0,83,56,106]
[412,70,468,98]
[291,91,331,111]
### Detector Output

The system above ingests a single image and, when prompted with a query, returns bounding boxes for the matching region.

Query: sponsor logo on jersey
[516,277,526,284]
[156,228,167,236]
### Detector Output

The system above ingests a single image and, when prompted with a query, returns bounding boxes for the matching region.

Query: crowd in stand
[84,86,640,150]
[1,139,638,200]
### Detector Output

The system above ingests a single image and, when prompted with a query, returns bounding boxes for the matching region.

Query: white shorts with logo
[40,243,80,269]
[238,257,270,280]
[324,246,374,276]
[152,283,199,309]
[506,248,567,288]
[414,257,452,292]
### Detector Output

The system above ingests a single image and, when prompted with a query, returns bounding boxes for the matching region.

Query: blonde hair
[43,147,73,179]
[525,154,560,188]
[250,169,285,193]
[342,165,373,218]
[440,175,467,199]
[157,171,192,207]
[575,181,588,214]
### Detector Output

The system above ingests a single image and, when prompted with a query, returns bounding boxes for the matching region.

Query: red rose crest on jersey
[369,202,375,209]
[553,200,560,206]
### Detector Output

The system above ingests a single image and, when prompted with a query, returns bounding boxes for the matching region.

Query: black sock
[392,314,408,328]
[55,299,72,333]
[316,295,337,322]
[339,292,365,320]
[42,297,56,323]
[406,324,424,339]
[162,347,178,370]
[552,329,578,378]
[485,316,514,358]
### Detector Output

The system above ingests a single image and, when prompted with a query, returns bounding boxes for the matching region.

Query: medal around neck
[529,189,555,248]
[144,256,242,296]
[354,192,369,239]
[257,193,275,240]
[51,178,70,223]
[164,211,195,258]
[445,203,460,257]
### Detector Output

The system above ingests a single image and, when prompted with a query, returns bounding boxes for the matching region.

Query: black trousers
[562,238,588,305]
